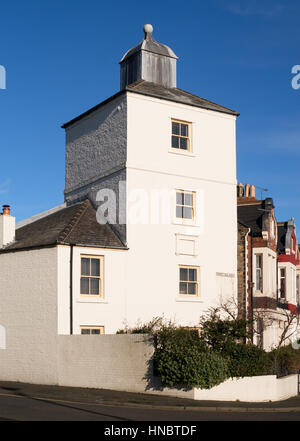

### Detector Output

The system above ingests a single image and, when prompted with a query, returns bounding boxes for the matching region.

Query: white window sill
[173,220,197,227]
[77,298,108,304]
[168,149,195,157]
[176,296,203,303]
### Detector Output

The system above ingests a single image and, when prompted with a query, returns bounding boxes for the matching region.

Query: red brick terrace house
[277,219,300,313]
[237,183,284,350]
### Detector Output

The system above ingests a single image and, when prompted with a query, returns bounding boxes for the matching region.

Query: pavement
[0,381,300,413]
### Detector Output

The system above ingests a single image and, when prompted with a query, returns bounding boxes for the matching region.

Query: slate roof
[126,81,239,116]
[62,80,239,128]
[0,199,126,252]
[120,33,177,62]
[237,202,264,236]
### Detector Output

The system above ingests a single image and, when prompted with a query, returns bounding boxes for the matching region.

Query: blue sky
[0,0,299,235]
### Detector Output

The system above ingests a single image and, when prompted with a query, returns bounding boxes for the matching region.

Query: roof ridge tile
[57,199,90,243]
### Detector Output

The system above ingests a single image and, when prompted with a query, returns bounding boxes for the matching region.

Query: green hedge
[117,317,278,389]
[153,327,229,389]
[222,343,273,378]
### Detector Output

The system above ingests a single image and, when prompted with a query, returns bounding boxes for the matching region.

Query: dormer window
[171,120,191,152]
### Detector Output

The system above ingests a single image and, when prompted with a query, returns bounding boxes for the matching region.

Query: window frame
[80,255,104,298]
[80,326,105,335]
[255,254,263,292]
[175,190,196,222]
[279,267,286,300]
[171,119,192,153]
[179,265,200,297]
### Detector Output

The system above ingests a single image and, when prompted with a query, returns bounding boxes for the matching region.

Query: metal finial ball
[143,24,153,34]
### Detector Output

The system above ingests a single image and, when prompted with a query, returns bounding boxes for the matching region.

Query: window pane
[180,137,188,150]
[81,329,90,335]
[180,282,188,294]
[80,277,89,295]
[91,259,100,276]
[189,269,196,282]
[172,136,179,148]
[91,329,101,335]
[181,124,188,137]
[180,268,188,281]
[90,278,100,295]
[81,258,90,276]
[184,193,193,207]
[188,283,197,295]
[176,192,184,205]
[183,207,193,219]
[172,122,180,135]
[256,255,262,269]
[176,206,183,218]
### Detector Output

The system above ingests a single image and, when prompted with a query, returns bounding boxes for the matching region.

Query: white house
[0,24,239,336]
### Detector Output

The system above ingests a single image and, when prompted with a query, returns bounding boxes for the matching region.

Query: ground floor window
[80,326,105,335]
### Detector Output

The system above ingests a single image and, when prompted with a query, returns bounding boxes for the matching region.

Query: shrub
[223,343,272,378]
[153,327,229,389]
[116,317,165,334]
[269,345,300,377]
[199,309,250,352]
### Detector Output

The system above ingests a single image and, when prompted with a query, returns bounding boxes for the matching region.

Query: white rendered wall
[123,93,238,328]
[193,375,298,402]
[0,247,58,384]
[57,245,128,335]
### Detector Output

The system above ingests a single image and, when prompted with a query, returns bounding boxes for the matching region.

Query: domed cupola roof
[120,24,178,90]
[120,24,178,63]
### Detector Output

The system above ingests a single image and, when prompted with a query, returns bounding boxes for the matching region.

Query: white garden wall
[193,375,298,402]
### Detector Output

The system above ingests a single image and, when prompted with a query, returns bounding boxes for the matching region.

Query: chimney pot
[245,184,250,198]
[2,205,10,216]
[250,185,256,198]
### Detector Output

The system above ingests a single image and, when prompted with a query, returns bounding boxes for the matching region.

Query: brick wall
[237,223,253,324]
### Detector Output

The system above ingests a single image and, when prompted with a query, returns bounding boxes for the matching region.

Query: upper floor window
[171,120,191,152]
[279,268,286,299]
[176,190,195,220]
[179,266,199,296]
[256,254,263,292]
[80,255,103,297]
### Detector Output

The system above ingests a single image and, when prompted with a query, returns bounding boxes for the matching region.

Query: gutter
[245,228,251,322]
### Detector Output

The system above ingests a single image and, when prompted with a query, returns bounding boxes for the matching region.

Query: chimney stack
[237,183,258,205]
[0,205,15,247]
